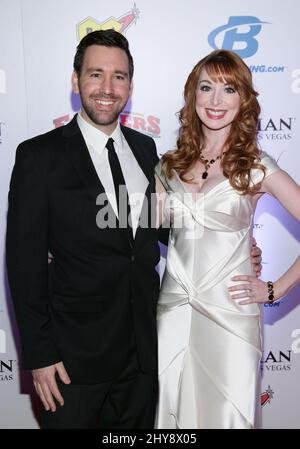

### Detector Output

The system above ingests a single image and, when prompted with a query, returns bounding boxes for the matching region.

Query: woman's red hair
[161,49,265,193]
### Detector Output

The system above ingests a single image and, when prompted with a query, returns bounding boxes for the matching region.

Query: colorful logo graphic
[120,112,160,138]
[77,3,139,41]
[261,386,274,406]
[208,16,269,58]
[53,115,71,129]
[53,112,160,139]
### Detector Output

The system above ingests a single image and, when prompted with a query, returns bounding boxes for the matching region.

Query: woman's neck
[201,126,230,155]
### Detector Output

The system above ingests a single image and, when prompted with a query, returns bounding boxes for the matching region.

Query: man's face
[72,45,133,135]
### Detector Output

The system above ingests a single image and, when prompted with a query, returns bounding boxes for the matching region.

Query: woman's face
[195,67,241,132]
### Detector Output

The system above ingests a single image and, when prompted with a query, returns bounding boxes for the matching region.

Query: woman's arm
[263,169,300,221]
[228,256,300,305]
[229,169,300,304]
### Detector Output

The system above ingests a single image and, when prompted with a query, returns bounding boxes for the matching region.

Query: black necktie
[106,138,133,240]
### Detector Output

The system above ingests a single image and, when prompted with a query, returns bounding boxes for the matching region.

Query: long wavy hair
[161,50,265,194]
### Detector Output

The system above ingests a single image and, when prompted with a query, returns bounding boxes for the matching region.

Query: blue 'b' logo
[208,16,269,58]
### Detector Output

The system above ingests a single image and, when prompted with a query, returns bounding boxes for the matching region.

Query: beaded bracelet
[267,281,275,304]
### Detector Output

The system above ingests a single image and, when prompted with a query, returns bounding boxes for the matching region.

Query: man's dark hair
[73,29,134,80]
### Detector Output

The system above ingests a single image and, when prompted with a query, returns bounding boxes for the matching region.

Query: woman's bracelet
[266,281,275,304]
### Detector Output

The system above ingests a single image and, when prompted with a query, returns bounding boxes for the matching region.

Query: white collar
[77,112,124,154]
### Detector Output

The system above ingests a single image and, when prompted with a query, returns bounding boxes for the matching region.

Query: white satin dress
[155,152,279,429]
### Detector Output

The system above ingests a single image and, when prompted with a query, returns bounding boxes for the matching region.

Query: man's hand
[32,361,71,412]
[251,238,262,278]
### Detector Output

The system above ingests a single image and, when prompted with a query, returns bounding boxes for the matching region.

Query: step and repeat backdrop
[0,0,300,429]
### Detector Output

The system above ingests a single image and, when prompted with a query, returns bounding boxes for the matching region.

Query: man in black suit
[6,29,262,429]
[6,30,162,428]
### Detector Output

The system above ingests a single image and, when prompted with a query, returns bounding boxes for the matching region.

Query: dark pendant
[202,172,208,179]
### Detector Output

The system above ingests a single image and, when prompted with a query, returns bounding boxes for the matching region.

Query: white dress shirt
[77,113,148,237]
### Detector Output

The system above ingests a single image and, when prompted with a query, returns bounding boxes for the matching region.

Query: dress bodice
[155,152,280,314]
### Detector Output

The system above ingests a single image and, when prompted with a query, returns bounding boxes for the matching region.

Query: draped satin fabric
[155,153,280,429]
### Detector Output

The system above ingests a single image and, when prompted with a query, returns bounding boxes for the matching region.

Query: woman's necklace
[199,150,225,179]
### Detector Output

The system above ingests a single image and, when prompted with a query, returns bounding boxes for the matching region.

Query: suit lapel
[121,125,153,183]
[62,115,118,225]
[62,118,155,248]
[121,126,156,246]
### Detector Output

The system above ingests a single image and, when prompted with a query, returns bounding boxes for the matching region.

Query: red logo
[120,112,160,138]
[53,115,71,128]
[261,386,274,406]
[53,112,161,139]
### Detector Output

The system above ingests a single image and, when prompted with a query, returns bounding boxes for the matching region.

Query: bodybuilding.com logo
[208,16,269,58]
[208,16,286,73]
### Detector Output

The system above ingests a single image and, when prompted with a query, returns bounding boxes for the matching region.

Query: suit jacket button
[131,255,135,262]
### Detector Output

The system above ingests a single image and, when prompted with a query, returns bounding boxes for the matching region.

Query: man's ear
[72,70,80,94]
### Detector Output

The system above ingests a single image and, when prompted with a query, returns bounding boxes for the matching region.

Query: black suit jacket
[6,115,163,383]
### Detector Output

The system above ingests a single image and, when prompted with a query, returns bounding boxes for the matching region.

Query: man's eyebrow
[85,68,129,77]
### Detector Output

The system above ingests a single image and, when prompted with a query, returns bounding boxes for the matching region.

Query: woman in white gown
[155,50,300,429]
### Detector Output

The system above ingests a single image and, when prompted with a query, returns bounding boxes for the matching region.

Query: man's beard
[80,92,127,128]
[82,98,125,126]
[82,101,121,127]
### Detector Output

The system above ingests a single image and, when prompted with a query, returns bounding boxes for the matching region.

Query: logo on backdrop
[261,386,274,407]
[0,359,17,382]
[120,112,160,138]
[208,16,269,58]
[77,3,139,41]
[291,329,300,354]
[291,69,300,94]
[53,115,71,128]
[261,349,293,372]
[263,300,280,308]
[258,117,295,141]
[0,69,6,94]
[208,17,285,73]
[53,113,161,138]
